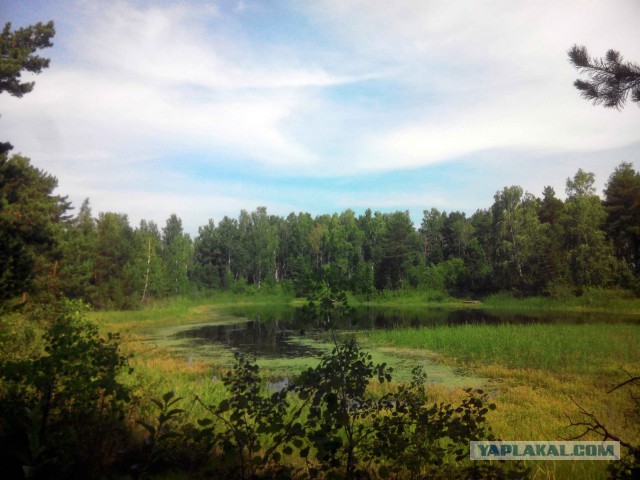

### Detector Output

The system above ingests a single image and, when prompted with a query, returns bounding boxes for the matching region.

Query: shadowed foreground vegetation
[1,292,639,479]
[0,298,535,479]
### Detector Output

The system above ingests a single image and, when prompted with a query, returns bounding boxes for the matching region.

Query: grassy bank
[91,290,297,328]
[361,323,640,480]
[352,286,640,315]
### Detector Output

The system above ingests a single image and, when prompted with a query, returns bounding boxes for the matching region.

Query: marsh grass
[363,322,640,479]
[475,363,639,480]
[363,323,639,372]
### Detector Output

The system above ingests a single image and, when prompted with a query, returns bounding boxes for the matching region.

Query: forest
[3,154,640,310]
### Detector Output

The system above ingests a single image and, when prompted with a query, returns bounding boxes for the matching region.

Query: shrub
[0,299,132,479]
[291,340,529,479]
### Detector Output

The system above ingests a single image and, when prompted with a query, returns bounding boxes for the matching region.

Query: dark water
[172,306,639,359]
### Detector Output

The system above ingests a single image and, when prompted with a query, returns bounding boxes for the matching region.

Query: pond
[149,305,639,360]
[142,305,639,387]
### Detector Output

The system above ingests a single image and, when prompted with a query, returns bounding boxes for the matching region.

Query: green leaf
[136,420,156,438]
[165,408,186,418]
[162,391,175,403]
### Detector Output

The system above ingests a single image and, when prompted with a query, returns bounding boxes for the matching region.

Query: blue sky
[2,0,640,235]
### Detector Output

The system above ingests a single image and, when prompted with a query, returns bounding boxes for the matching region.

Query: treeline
[2,153,640,308]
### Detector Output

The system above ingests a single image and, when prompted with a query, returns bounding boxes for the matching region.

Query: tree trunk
[141,238,151,303]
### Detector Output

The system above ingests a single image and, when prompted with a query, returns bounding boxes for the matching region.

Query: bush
[544,280,576,301]
[0,299,132,479]
[126,338,528,479]
[291,340,528,479]
[166,340,529,479]
[580,287,635,306]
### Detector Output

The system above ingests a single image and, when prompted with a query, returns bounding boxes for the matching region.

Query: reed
[362,323,639,373]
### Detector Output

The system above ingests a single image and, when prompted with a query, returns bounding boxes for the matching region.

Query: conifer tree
[569,45,640,109]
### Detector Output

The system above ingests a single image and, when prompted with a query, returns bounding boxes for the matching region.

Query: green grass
[353,287,640,317]
[362,322,640,480]
[362,323,639,373]
[482,290,640,315]
[89,291,297,328]
[351,288,472,307]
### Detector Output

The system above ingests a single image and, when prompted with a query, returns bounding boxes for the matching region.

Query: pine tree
[0,154,69,303]
[58,198,97,301]
[603,163,640,274]
[1,21,55,153]
[568,45,640,109]
[93,212,135,308]
[162,214,193,295]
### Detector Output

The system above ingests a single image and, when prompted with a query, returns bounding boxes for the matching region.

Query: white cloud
[301,0,640,173]
[0,0,372,176]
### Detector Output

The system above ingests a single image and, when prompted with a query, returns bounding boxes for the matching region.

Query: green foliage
[195,353,300,478]
[351,260,375,296]
[562,170,617,288]
[0,154,70,306]
[407,258,468,294]
[420,208,447,265]
[491,186,544,292]
[376,210,422,290]
[131,219,167,303]
[0,299,132,478]
[569,45,640,109]
[162,213,193,296]
[292,340,393,477]
[57,198,97,302]
[192,219,222,290]
[132,391,189,477]
[604,163,640,276]
[9,161,640,309]
[170,339,526,479]
[0,21,55,98]
[93,212,136,309]
[302,279,354,329]
[370,368,527,479]
[0,20,55,155]
[292,340,526,479]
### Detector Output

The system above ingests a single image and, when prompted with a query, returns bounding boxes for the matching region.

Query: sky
[2,0,640,236]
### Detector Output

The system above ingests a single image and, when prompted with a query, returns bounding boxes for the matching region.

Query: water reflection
[175,318,321,359]
[173,306,637,359]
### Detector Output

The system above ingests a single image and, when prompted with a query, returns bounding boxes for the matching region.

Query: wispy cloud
[1,0,370,174]
[301,0,640,173]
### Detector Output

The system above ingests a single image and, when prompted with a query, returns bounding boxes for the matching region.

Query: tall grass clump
[365,323,639,373]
